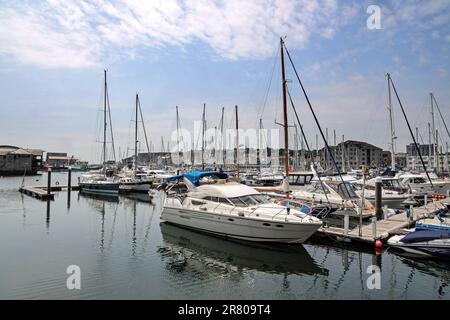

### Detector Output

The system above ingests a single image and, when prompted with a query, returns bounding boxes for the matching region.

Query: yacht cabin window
[288,174,313,186]
[306,184,330,194]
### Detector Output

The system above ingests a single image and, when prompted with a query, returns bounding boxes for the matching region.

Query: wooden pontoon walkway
[19,185,80,201]
[317,198,448,244]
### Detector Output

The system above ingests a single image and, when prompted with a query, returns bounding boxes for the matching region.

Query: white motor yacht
[161,182,322,243]
[351,177,410,209]
[291,179,392,218]
[396,173,450,195]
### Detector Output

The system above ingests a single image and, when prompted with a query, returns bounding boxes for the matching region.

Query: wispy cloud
[0,0,357,69]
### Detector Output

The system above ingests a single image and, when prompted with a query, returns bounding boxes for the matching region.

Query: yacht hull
[119,182,151,194]
[79,182,120,195]
[161,206,321,243]
[365,196,408,209]
[388,235,450,259]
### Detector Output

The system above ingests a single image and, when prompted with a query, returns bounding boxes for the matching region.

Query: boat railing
[271,207,287,220]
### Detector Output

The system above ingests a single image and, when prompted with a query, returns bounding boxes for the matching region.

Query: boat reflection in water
[158,222,328,276]
[121,192,153,204]
[79,189,153,204]
[79,190,120,203]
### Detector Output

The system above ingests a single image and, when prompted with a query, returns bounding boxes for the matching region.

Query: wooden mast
[280,37,289,180]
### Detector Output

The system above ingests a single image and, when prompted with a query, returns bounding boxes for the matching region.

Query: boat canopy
[192,183,261,198]
[167,171,228,187]
[400,229,450,244]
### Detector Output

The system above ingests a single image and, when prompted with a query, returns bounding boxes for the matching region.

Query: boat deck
[19,185,79,201]
[317,198,448,244]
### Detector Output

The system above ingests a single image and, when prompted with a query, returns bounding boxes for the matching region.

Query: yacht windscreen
[329,183,358,199]
[288,174,313,186]
[228,194,269,207]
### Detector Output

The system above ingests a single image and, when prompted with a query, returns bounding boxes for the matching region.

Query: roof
[0,148,34,156]
[47,156,74,160]
[25,149,44,156]
[0,146,44,156]
[192,183,260,198]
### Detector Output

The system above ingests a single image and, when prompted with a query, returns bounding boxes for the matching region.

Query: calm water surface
[0,172,449,299]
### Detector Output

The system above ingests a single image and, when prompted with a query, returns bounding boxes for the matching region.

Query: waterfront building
[0,145,44,175]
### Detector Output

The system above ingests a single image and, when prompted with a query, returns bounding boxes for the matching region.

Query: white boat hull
[409,182,450,195]
[161,206,320,243]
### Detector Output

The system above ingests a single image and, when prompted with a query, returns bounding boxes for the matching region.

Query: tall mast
[235,105,240,178]
[436,129,440,172]
[300,127,304,170]
[137,95,150,156]
[446,142,449,174]
[103,70,107,168]
[431,92,436,168]
[387,73,396,170]
[315,134,319,166]
[325,128,329,171]
[257,118,262,170]
[176,106,180,163]
[134,93,139,173]
[294,125,299,170]
[333,129,336,171]
[428,122,432,168]
[220,107,225,166]
[280,37,289,179]
[341,135,345,172]
[202,103,205,170]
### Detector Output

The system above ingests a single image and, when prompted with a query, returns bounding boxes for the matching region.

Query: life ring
[55,181,60,186]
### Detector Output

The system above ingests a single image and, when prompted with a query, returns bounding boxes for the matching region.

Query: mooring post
[67,167,72,208]
[344,214,349,236]
[409,204,414,222]
[372,217,377,239]
[47,168,52,195]
[68,167,72,193]
[375,177,382,220]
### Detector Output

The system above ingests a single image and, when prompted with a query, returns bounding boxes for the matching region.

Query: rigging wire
[286,85,330,203]
[388,74,433,186]
[283,40,351,197]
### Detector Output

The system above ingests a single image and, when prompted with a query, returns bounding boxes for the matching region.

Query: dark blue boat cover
[167,171,228,187]
[400,229,450,244]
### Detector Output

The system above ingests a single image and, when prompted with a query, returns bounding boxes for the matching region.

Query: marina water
[0,172,449,299]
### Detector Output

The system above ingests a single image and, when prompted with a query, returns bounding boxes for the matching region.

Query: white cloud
[0,0,357,69]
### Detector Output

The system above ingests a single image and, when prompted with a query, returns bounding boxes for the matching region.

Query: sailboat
[159,39,322,243]
[79,70,120,195]
[118,93,153,194]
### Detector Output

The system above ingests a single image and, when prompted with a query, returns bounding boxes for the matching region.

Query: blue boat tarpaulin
[400,229,450,244]
[167,171,228,187]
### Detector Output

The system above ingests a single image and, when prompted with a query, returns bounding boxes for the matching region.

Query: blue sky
[0,0,449,163]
